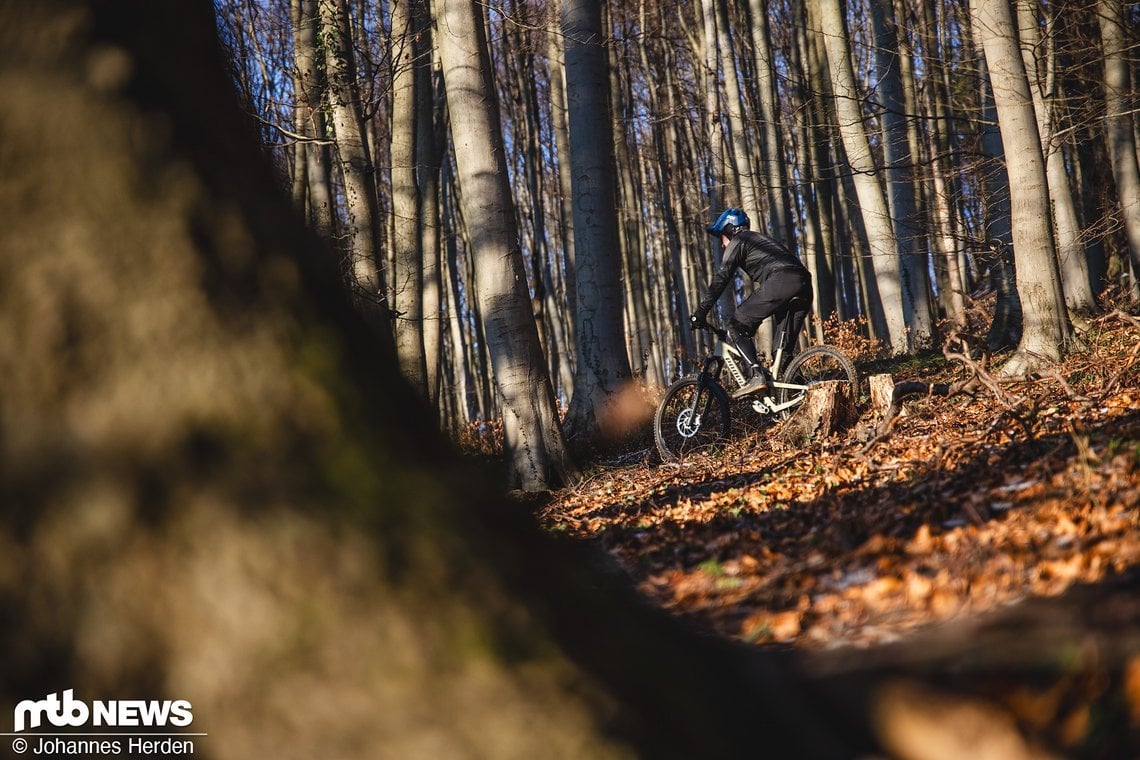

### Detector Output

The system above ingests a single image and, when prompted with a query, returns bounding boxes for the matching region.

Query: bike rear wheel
[654,377,731,462]
[778,346,859,408]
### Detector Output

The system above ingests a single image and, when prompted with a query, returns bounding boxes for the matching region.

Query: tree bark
[391,0,428,396]
[1016,0,1095,315]
[970,14,1022,351]
[815,0,909,354]
[562,0,636,449]
[294,0,337,240]
[434,0,577,489]
[971,0,1071,375]
[870,0,935,349]
[747,0,793,243]
[1097,0,1140,297]
[318,0,386,309]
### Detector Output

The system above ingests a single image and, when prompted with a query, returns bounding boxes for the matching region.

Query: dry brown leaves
[541,313,1140,751]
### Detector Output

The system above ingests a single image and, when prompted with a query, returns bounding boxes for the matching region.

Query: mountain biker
[690,208,813,399]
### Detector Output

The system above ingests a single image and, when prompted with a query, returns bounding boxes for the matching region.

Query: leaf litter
[540,311,1140,755]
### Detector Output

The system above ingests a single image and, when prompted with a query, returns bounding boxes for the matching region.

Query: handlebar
[693,321,728,341]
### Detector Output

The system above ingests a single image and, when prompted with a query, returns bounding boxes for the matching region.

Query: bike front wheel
[654,377,731,462]
[778,346,859,408]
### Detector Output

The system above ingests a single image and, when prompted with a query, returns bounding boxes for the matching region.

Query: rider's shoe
[732,372,769,399]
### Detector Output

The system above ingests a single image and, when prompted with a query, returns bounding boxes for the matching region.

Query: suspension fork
[687,356,725,417]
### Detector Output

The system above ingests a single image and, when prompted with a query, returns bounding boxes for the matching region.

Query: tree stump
[778,380,857,446]
[869,373,896,422]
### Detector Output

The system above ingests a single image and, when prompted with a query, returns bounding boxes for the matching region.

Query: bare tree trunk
[434,0,577,489]
[870,0,935,349]
[419,12,443,406]
[815,0,909,353]
[701,0,735,330]
[295,0,336,241]
[716,0,759,213]
[747,0,793,242]
[391,0,428,396]
[1098,0,1140,297]
[972,0,1071,375]
[544,2,579,399]
[969,12,1021,350]
[1016,0,1095,315]
[641,0,696,365]
[561,0,635,449]
[318,0,386,309]
[790,7,839,333]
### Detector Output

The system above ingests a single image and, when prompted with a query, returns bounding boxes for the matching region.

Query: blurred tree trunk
[434,0,577,489]
[0,3,875,758]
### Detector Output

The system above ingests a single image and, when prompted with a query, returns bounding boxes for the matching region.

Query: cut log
[778,380,857,446]
[869,374,895,421]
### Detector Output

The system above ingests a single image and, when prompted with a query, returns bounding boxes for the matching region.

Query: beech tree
[561,0,635,448]
[1098,0,1140,297]
[318,0,386,307]
[390,0,429,396]
[971,0,1072,375]
[433,0,577,489]
[815,0,910,353]
[217,0,1138,433]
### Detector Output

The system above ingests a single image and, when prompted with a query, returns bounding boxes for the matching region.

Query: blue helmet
[706,207,750,238]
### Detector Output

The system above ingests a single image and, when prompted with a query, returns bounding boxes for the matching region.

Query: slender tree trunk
[815,0,908,353]
[1017,0,1095,314]
[419,18,444,406]
[544,3,579,399]
[391,0,428,396]
[318,0,386,308]
[561,0,635,449]
[295,0,336,240]
[870,0,935,349]
[972,0,1071,375]
[917,0,969,328]
[434,0,577,489]
[1098,0,1140,296]
[701,0,732,330]
[641,0,696,365]
[747,0,793,242]
[971,18,1021,350]
[799,1,852,323]
[716,0,759,213]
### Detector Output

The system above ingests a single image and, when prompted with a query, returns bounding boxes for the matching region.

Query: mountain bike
[654,319,858,462]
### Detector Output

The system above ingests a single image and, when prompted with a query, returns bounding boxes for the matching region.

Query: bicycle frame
[706,325,811,416]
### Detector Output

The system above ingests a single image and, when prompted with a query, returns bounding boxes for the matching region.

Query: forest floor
[539,307,1140,756]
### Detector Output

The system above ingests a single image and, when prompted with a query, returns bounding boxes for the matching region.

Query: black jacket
[697,230,808,315]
